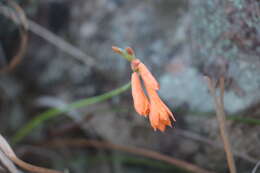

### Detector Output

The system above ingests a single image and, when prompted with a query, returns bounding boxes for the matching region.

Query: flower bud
[112,46,123,55]
[125,47,135,56]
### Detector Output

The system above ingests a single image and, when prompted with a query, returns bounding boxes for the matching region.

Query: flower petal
[158,99,176,122]
[145,85,175,131]
[149,101,160,129]
[157,122,166,132]
[131,72,150,116]
[138,62,160,90]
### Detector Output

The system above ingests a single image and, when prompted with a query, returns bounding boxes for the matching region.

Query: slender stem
[228,116,260,125]
[12,82,131,144]
[121,52,135,62]
[206,76,237,173]
[218,77,237,173]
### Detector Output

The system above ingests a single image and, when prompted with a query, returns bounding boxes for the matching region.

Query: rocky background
[0,0,259,173]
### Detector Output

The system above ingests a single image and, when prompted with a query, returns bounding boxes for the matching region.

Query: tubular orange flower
[131,72,150,116]
[131,58,175,131]
[112,46,175,132]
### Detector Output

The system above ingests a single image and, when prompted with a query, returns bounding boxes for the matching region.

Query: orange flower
[131,58,175,132]
[112,46,175,132]
[131,72,150,116]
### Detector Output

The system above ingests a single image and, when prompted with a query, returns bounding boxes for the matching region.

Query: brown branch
[0,135,62,173]
[9,156,61,173]
[0,0,28,73]
[0,150,20,173]
[43,138,216,173]
[205,76,237,173]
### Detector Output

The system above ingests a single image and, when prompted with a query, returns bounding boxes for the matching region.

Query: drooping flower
[131,58,176,131]
[113,46,176,131]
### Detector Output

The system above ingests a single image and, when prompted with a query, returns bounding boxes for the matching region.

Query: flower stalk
[12,82,131,144]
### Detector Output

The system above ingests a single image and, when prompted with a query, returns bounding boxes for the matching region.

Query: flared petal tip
[151,83,160,90]
[170,114,176,122]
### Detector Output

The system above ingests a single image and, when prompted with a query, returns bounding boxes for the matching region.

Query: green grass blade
[227,116,260,125]
[12,82,131,144]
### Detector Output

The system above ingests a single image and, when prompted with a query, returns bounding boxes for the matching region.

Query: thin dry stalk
[0,0,28,73]
[0,3,96,68]
[0,150,20,173]
[44,138,216,173]
[0,135,62,173]
[27,21,96,67]
[206,76,237,173]
[8,0,28,69]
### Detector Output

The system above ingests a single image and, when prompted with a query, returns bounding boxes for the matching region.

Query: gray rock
[160,60,260,113]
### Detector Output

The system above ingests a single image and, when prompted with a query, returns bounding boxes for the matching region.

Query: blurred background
[0,0,260,172]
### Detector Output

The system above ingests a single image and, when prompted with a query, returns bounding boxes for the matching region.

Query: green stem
[175,108,260,125]
[12,82,131,144]
[114,47,135,61]
[227,116,260,125]
[121,52,135,62]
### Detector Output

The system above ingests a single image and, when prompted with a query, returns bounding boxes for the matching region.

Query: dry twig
[27,20,96,67]
[0,4,96,68]
[0,134,62,173]
[0,150,20,173]
[0,0,28,72]
[44,138,216,173]
[205,76,237,173]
